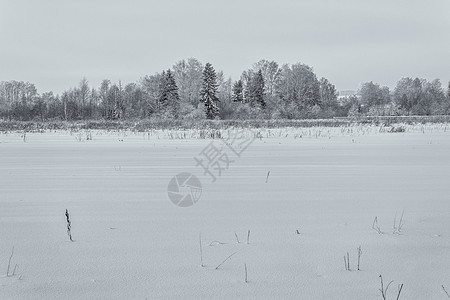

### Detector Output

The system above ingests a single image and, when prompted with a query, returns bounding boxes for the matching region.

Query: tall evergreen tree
[158,69,180,117]
[232,80,244,102]
[106,83,123,119]
[250,70,265,108]
[244,70,266,108]
[158,70,167,111]
[200,63,219,119]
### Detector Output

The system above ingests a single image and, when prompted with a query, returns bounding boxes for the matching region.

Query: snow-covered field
[1,124,450,299]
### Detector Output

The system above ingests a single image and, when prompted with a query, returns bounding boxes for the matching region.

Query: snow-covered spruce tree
[250,69,266,108]
[232,80,244,102]
[242,70,265,108]
[200,63,220,119]
[158,69,180,118]
[158,70,167,111]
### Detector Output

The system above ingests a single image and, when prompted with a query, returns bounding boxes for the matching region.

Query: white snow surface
[1,124,450,299]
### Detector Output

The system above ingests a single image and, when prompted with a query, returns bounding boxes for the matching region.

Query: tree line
[1,58,449,122]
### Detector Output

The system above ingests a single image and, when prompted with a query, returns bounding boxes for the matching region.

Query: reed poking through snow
[357,245,362,271]
[215,252,237,270]
[244,263,248,283]
[6,246,14,277]
[65,209,73,242]
[199,232,205,267]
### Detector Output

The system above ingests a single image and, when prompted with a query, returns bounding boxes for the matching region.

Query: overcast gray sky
[1,0,449,94]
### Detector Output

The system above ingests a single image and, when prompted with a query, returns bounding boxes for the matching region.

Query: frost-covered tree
[140,73,162,117]
[275,63,320,118]
[241,70,254,104]
[200,63,219,119]
[172,58,203,107]
[232,80,244,102]
[318,78,339,117]
[105,82,124,119]
[394,77,445,115]
[359,81,391,110]
[218,77,234,119]
[420,79,445,115]
[98,79,112,119]
[319,78,338,108]
[0,81,38,120]
[247,69,266,108]
[42,91,62,120]
[123,83,145,118]
[445,82,450,114]
[394,77,419,113]
[61,89,80,120]
[76,78,90,119]
[158,69,180,118]
[251,60,281,97]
